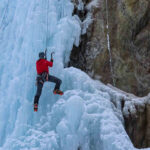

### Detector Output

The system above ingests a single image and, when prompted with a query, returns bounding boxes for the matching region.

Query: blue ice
[0,0,148,150]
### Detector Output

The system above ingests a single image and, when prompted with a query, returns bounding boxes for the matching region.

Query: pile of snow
[0,67,135,150]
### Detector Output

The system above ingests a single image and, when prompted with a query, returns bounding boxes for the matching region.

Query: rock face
[70,0,150,97]
[124,101,150,148]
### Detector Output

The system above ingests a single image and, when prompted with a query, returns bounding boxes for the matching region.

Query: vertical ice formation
[0,0,144,150]
[105,0,115,86]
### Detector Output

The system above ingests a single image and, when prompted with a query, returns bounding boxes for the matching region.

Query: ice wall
[0,0,146,150]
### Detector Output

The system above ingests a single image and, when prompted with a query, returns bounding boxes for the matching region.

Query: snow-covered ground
[0,0,149,150]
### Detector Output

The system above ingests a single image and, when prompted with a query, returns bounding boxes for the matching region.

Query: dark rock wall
[70,0,150,97]
[124,102,150,148]
[70,0,108,79]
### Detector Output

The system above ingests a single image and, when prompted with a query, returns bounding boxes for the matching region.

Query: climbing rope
[46,0,49,48]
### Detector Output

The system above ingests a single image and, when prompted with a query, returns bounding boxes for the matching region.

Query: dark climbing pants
[34,74,62,104]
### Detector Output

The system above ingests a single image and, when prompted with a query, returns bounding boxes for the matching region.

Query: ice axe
[44,48,47,60]
[51,52,55,61]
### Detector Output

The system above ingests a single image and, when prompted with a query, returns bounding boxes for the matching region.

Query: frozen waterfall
[0,0,147,150]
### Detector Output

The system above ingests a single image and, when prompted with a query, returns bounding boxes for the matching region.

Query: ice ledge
[94,81,150,118]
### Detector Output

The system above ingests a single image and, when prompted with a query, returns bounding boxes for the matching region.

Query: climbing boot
[53,89,63,95]
[34,103,38,112]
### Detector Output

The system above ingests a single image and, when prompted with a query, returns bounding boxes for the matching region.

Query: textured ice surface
[0,0,149,150]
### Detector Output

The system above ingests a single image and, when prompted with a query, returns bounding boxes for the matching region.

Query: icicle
[105,0,115,86]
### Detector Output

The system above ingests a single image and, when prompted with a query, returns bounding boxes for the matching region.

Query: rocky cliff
[124,103,150,148]
[107,84,150,148]
[106,85,150,148]
[70,0,150,97]
[70,0,150,148]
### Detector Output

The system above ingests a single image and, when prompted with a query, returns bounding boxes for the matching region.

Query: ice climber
[33,51,63,112]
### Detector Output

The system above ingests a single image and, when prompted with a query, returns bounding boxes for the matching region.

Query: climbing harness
[36,72,49,85]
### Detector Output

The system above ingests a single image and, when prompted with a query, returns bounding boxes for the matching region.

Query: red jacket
[36,59,53,74]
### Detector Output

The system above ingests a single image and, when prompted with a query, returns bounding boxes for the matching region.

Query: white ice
[0,0,149,150]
